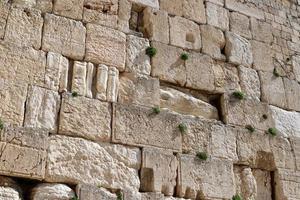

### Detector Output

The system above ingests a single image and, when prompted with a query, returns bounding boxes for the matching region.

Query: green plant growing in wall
[178,123,187,134]
[180,53,189,61]
[152,106,161,114]
[116,190,123,200]
[72,91,79,97]
[146,47,157,57]
[232,91,245,100]
[273,68,280,77]
[0,118,4,130]
[196,152,208,161]
[245,125,255,133]
[232,194,242,200]
[71,196,79,200]
[267,128,277,136]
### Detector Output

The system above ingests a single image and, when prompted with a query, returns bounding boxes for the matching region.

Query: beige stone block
[283,78,300,111]
[201,25,226,60]
[85,23,126,71]
[169,16,201,50]
[96,64,108,101]
[159,0,182,16]
[229,12,251,39]
[35,0,53,13]
[290,137,300,171]
[59,95,111,142]
[238,65,261,100]
[130,0,159,9]
[225,0,264,20]
[42,14,86,60]
[141,147,178,196]
[0,127,48,180]
[275,169,300,200]
[233,167,257,200]
[112,103,182,152]
[292,55,300,82]
[86,62,94,98]
[31,183,75,200]
[252,40,273,72]
[177,155,235,199]
[117,0,131,33]
[76,184,117,200]
[71,61,87,96]
[0,185,21,200]
[53,0,84,20]
[183,0,206,24]
[141,193,164,200]
[253,170,272,200]
[12,0,36,7]
[251,18,273,44]
[0,2,10,39]
[119,73,160,107]
[106,67,119,102]
[46,135,141,191]
[206,2,229,30]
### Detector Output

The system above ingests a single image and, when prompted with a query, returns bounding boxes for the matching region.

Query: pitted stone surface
[76,184,117,200]
[53,0,84,20]
[31,183,75,200]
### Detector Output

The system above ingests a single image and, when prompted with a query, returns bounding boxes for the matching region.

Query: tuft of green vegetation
[232,91,245,100]
[178,123,187,134]
[232,194,242,200]
[116,190,123,200]
[152,106,161,114]
[262,114,268,119]
[0,119,4,130]
[146,47,157,57]
[71,196,79,200]
[245,125,255,133]
[273,68,280,77]
[180,53,189,61]
[267,128,277,136]
[196,152,208,161]
[72,91,78,97]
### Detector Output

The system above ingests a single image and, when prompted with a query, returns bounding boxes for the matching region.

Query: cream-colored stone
[53,0,84,20]
[24,86,60,133]
[283,78,300,111]
[126,35,151,75]
[159,0,182,16]
[0,3,10,39]
[113,103,182,152]
[119,73,160,107]
[46,135,141,191]
[76,184,117,200]
[169,16,201,50]
[71,61,87,96]
[141,192,164,200]
[225,0,264,20]
[31,183,75,200]
[253,170,272,200]
[292,55,300,82]
[251,18,273,44]
[201,25,226,60]
[35,0,52,12]
[234,167,257,200]
[42,14,86,60]
[59,95,111,142]
[12,0,36,7]
[225,32,253,67]
[238,65,261,100]
[106,67,119,102]
[96,64,108,101]
[182,0,206,24]
[117,0,131,33]
[129,0,159,9]
[230,12,251,39]
[252,40,273,72]
[290,137,300,171]
[86,63,94,98]
[85,23,126,71]
[275,169,300,200]
[141,147,178,196]
[206,2,229,30]
[0,176,22,200]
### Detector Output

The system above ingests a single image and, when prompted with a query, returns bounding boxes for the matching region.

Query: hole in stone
[186,33,195,43]
[129,5,144,34]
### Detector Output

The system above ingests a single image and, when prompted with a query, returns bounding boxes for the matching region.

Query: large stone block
[182,0,206,24]
[35,0,53,13]
[238,65,261,100]
[253,169,272,200]
[31,183,75,200]
[290,137,300,171]
[275,169,300,200]
[270,137,295,170]
[53,0,84,20]
[169,16,201,50]
[251,18,273,44]
[283,78,300,111]
[229,12,251,39]
[225,0,264,19]
[252,40,273,72]
[46,135,141,191]
[159,0,182,16]
[292,55,300,82]
[0,2,9,39]
[59,95,111,142]
[177,155,235,199]
[85,23,126,71]
[71,61,87,96]
[129,0,159,9]
[0,127,48,180]
[206,2,229,31]
[42,14,86,60]
[76,184,117,200]
[233,167,257,200]
[112,103,182,152]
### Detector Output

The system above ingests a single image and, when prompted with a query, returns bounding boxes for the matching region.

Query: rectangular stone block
[234,167,257,200]
[71,61,87,96]
[238,65,261,100]
[85,23,126,71]
[112,103,182,152]
[225,0,264,20]
[252,40,273,72]
[76,184,117,200]
[0,2,10,39]
[253,170,272,200]
[290,137,300,171]
[42,14,86,60]
[53,0,84,20]
[251,18,273,44]
[206,2,229,31]
[270,137,295,170]
[183,0,206,24]
[59,95,111,142]
[292,55,300,82]
[275,169,300,200]
[0,127,49,180]
[283,78,300,111]
[229,12,251,39]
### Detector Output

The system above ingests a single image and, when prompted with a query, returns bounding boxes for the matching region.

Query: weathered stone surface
[106,67,119,102]
[0,2,9,39]
[177,155,235,199]
[283,78,300,111]
[141,192,164,200]
[259,71,286,108]
[252,40,273,72]
[85,23,126,71]
[96,64,108,101]
[113,103,182,151]
[71,61,87,96]
[238,65,261,100]
[46,135,141,191]
[160,87,219,119]
[292,55,300,82]
[182,0,206,24]
[59,95,111,142]
[141,147,178,196]
[290,137,300,171]
[229,12,251,39]
[251,18,273,44]
[275,169,300,200]
[76,184,117,200]
[0,127,48,180]
[31,183,75,200]
[253,169,272,200]
[0,176,22,200]
[126,35,151,75]
[159,0,182,16]
[85,62,94,98]
[206,2,229,31]
[234,167,257,200]
[24,86,60,133]
[225,0,264,20]
[201,25,226,60]
[53,0,84,20]
[225,32,253,67]
[130,0,159,9]
[169,16,201,50]
[12,0,36,7]
[35,0,53,13]
[42,14,86,60]
[118,73,160,107]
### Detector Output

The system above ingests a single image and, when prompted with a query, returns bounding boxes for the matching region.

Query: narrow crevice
[22,84,30,127]
[270,171,276,200]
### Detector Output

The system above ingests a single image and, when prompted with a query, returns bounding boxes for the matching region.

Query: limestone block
[0,176,22,200]
[117,0,131,33]
[185,53,215,91]
[233,167,257,200]
[275,169,300,200]
[141,147,178,196]
[0,3,10,39]
[292,55,300,82]
[35,0,52,13]
[251,18,273,44]
[177,155,235,199]
[71,61,87,96]
[76,184,117,200]
[290,137,300,171]
[225,32,253,67]
[229,12,251,39]
[24,86,60,133]
[238,65,260,100]
[106,67,119,102]
[85,23,126,71]
[225,0,264,20]
[59,95,111,142]
[141,8,169,44]
[0,127,48,179]
[112,103,182,152]
[31,183,75,200]
[86,63,94,98]
[252,40,273,72]
[0,42,46,85]
[151,42,185,86]
[129,0,159,9]
[283,78,300,111]
[141,193,164,200]
[159,0,182,16]
[0,79,27,126]
[53,0,84,20]
[45,52,69,92]
[270,105,300,138]
[169,16,201,50]
[12,0,36,7]
[201,25,226,60]
[259,71,286,108]
[206,2,229,31]
[160,86,219,119]
[96,64,108,101]
[42,14,86,60]
[46,135,141,191]
[119,73,160,107]
[253,170,272,200]
[182,0,206,24]
[126,35,151,75]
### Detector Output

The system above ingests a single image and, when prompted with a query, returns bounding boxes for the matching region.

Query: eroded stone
[31,183,75,200]
[206,2,229,30]
[53,0,84,20]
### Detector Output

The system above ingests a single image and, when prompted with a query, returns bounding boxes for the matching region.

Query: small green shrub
[152,106,161,114]
[72,91,78,97]
[273,68,280,77]
[180,53,189,61]
[232,194,242,200]
[0,119,4,130]
[178,123,187,134]
[267,128,277,136]
[232,91,245,100]
[262,114,268,119]
[116,191,123,200]
[245,125,255,133]
[146,47,157,57]
[71,196,79,200]
[196,152,208,161]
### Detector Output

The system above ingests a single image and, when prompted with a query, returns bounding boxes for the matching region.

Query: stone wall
[0,0,300,199]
